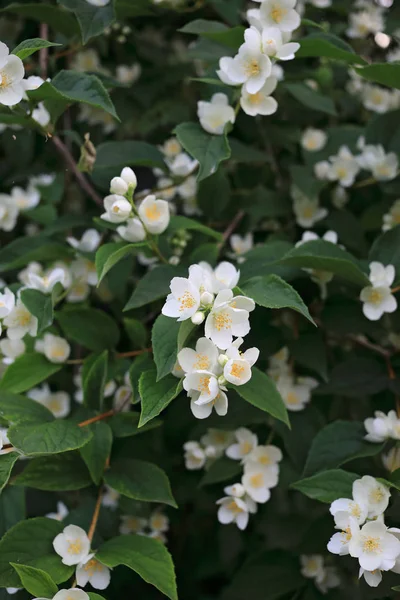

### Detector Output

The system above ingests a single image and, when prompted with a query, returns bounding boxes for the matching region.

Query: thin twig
[52,135,103,207]
[117,347,152,358]
[78,410,115,428]
[218,209,245,251]
[392,286,400,294]
[88,487,103,543]
[39,23,49,80]
[347,334,391,358]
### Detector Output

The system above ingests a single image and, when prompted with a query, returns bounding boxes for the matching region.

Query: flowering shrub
[1,0,400,599]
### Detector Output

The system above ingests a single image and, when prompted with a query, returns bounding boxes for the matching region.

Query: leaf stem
[78,410,115,428]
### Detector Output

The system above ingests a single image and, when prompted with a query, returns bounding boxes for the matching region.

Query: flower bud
[200,291,214,307]
[169,256,180,266]
[218,375,227,387]
[191,311,205,325]
[218,353,229,367]
[110,176,129,195]
[121,167,137,190]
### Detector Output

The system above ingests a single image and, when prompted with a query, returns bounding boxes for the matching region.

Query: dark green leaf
[8,420,92,456]
[316,357,387,397]
[0,354,62,394]
[58,0,115,44]
[104,458,177,507]
[200,457,242,487]
[152,316,180,381]
[19,289,53,335]
[109,412,162,438]
[124,319,148,349]
[297,33,366,65]
[56,308,120,351]
[0,237,72,273]
[355,63,400,90]
[285,82,337,116]
[0,453,19,493]
[13,452,92,491]
[0,392,54,425]
[12,38,61,60]
[1,4,79,38]
[124,265,184,311]
[82,351,109,411]
[179,19,244,49]
[96,242,145,284]
[11,564,58,598]
[291,469,359,503]
[167,215,222,241]
[139,370,182,427]
[80,422,113,485]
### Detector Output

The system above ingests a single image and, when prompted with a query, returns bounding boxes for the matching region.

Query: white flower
[0,338,25,364]
[242,464,276,503]
[222,337,259,386]
[276,374,318,411]
[327,146,360,187]
[383,199,400,231]
[348,519,400,572]
[160,137,182,158]
[314,160,331,180]
[184,441,207,470]
[211,261,240,293]
[35,333,71,364]
[362,84,392,114]
[382,447,400,472]
[0,194,19,231]
[10,185,40,211]
[162,276,201,322]
[197,93,235,135]
[330,497,368,527]
[360,262,397,321]
[357,145,398,181]
[226,427,258,461]
[205,289,255,349]
[32,102,51,127]
[315,566,340,594]
[261,27,300,60]
[178,337,219,375]
[117,217,146,242]
[216,56,238,86]
[71,257,98,287]
[138,194,170,234]
[110,166,137,194]
[116,63,141,85]
[85,0,110,5]
[309,0,331,6]
[292,188,328,228]
[240,76,278,116]
[67,229,101,253]
[353,475,390,518]
[244,444,282,470]
[364,410,400,443]
[76,555,111,590]
[359,567,382,588]
[347,9,384,39]
[46,501,69,521]
[268,347,291,380]
[301,128,327,152]
[34,589,89,600]
[188,388,228,420]
[53,525,91,566]
[0,42,24,106]
[300,555,325,580]
[102,485,120,509]
[230,233,253,259]
[101,194,132,223]
[167,153,197,177]
[217,484,253,530]
[332,185,349,209]
[227,28,272,94]
[28,384,70,418]
[119,515,147,535]
[260,0,301,32]
[200,429,234,457]
[27,267,66,294]
[21,75,44,99]
[149,511,169,533]
[3,299,38,340]
[0,288,15,319]
[183,370,221,405]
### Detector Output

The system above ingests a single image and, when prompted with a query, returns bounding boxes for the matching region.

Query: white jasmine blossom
[227,28,272,94]
[34,589,89,600]
[32,102,51,127]
[117,217,146,242]
[178,337,219,374]
[101,194,132,223]
[53,525,91,566]
[382,447,400,473]
[0,194,19,231]
[357,145,398,181]
[222,337,259,385]
[3,299,38,340]
[205,290,255,349]
[184,441,207,470]
[0,42,24,106]
[260,0,301,32]
[67,229,101,253]
[383,199,400,231]
[167,153,198,177]
[119,515,147,535]
[46,501,69,521]
[292,188,328,228]
[360,262,397,321]
[10,185,40,211]
[28,384,70,418]
[229,233,253,260]
[348,519,400,571]
[276,374,318,411]
[301,128,327,152]
[261,27,299,60]
[226,427,258,461]
[76,556,111,590]
[102,485,120,509]
[242,464,277,502]
[27,267,66,294]
[353,475,390,518]
[35,333,71,364]
[327,146,360,187]
[240,76,278,116]
[0,337,25,364]
[138,194,170,234]
[362,84,392,114]
[197,93,235,135]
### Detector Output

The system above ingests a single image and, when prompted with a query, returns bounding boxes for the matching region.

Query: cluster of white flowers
[300,555,340,594]
[347,71,400,114]
[291,186,327,229]
[360,262,397,322]
[120,509,170,543]
[364,409,400,443]
[217,428,282,530]
[214,0,301,118]
[53,525,111,590]
[183,429,235,470]
[315,142,398,187]
[0,174,55,233]
[327,475,400,588]
[268,347,318,411]
[347,1,385,39]
[382,199,400,232]
[163,261,258,419]
[101,166,170,242]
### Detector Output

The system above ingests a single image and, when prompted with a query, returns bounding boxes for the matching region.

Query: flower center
[227,500,243,514]
[194,354,210,370]
[249,473,264,488]
[248,92,263,104]
[145,204,161,221]
[271,6,287,23]
[240,441,252,455]
[258,455,271,465]
[214,310,232,331]
[245,59,261,77]
[230,363,245,378]
[0,71,10,89]
[67,539,82,555]
[286,391,300,405]
[350,503,361,518]
[363,536,381,553]
[198,375,211,394]
[370,488,384,503]
[178,291,196,311]
[369,289,383,305]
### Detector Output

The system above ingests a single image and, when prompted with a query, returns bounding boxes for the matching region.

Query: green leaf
[8,420,92,457]
[285,82,337,116]
[124,265,184,311]
[152,316,180,381]
[12,38,62,60]
[355,63,400,90]
[234,367,290,427]
[303,421,384,477]
[0,517,73,587]
[82,351,109,411]
[0,453,19,493]
[19,289,53,335]
[139,370,182,427]
[96,242,145,284]
[198,170,230,219]
[114,0,154,18]
[29,71,118,121]
[241,274,315,325]
[97,535,177,600]
[179,19,245,49]
[56,308,120,351]
[12,452,92,491]
[109,412,162,438]
[167,215,222,241]
[0,354,62,394]
[11,564,58,598]
[104,458,177,508]
[316,357,387,397]
[289,332,328,381]
[58,0,115,44]
[0,236,72,273]
[229,138,268,163]
[174,122,231,182]
[1,4,79,38]
[124,318,148,350]
[80,422,113,485]
[369,226,400,285]
[200,457,242,487]
[239,241,298,282]
[92,141,165,190]
[297,33,366,65]
[0,392,54,425]
[291,469,359,503]
[280,240,370,287]
[0,487,25,539]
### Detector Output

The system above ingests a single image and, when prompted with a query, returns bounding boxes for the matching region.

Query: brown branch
[39,23,49,80]
[88,487,103,543]
[78,410,115,428]
[52,135,103,207]
[218,210,245,252]
[117,347,152,358]
[347,334,392,358]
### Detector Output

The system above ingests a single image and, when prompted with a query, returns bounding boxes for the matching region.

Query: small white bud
[121,167,137,188]
[110,176,128,195]
[218,354,229,367]
[204,446,217,459]
[169,256,180,266]
[191,311,205,325]
[218,375,227,387]
[200,291,214,307]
